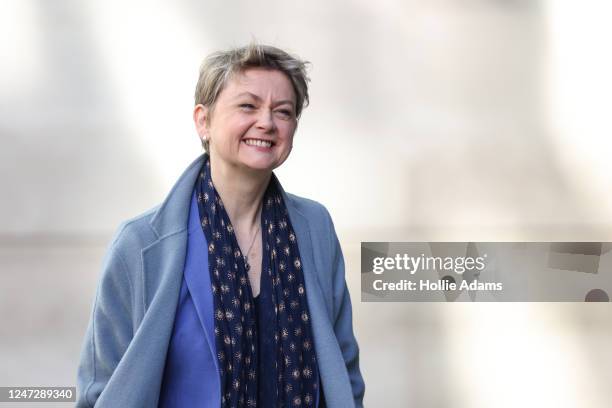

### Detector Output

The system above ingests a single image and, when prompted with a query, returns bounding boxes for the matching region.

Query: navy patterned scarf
[195,154,320,407]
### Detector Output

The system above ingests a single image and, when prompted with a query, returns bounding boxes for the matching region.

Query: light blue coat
[76,154,365,407]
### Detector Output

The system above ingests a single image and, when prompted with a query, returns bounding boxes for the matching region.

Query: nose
[255,109,276,133]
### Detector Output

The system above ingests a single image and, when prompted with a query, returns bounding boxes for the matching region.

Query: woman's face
[196,67,298,173]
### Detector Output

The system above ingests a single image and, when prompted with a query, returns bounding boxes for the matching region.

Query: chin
[240,153,289,172]
[240,158,278,172]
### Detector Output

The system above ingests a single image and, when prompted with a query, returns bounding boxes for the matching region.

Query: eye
[276,109,294,118]
[239,103,255,110]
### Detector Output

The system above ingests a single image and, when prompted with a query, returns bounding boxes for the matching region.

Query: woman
[76,43,364,408]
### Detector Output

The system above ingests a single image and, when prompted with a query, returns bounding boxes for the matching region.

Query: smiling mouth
[243,138,274,148]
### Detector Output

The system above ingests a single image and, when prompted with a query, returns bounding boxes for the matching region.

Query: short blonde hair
[194,43,311,151]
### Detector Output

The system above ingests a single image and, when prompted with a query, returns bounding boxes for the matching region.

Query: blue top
[158,191,219,407]
[158,191,323,407]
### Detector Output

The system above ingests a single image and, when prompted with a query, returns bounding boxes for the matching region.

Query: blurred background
[2,0,612,406]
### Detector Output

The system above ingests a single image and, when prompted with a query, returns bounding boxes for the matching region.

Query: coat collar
[149,153,310,239]
[149,154,205,238]
[145,153,314,310]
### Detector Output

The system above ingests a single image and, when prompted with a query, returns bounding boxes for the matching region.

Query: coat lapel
[135,154,206,405]
[145,154,206,309]
[283,191,356,408]
[282,191,331,318]
[183,190,218,371]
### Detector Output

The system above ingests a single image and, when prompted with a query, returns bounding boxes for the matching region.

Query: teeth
[244,139,272,148]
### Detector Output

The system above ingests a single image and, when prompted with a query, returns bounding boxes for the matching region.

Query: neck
[209,155,270,229]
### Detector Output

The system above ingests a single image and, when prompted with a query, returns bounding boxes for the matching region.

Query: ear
[193,104,211,141]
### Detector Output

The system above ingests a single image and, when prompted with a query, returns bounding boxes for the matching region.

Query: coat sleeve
[76,225,135,407]
[324,208,366,407]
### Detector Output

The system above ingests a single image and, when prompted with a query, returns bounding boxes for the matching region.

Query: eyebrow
[234,92,295,108]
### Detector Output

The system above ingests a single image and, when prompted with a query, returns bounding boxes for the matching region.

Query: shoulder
[284,193,333,225]
[284,192,338,249]
[107,205,161,258]
[95,205,162,307]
